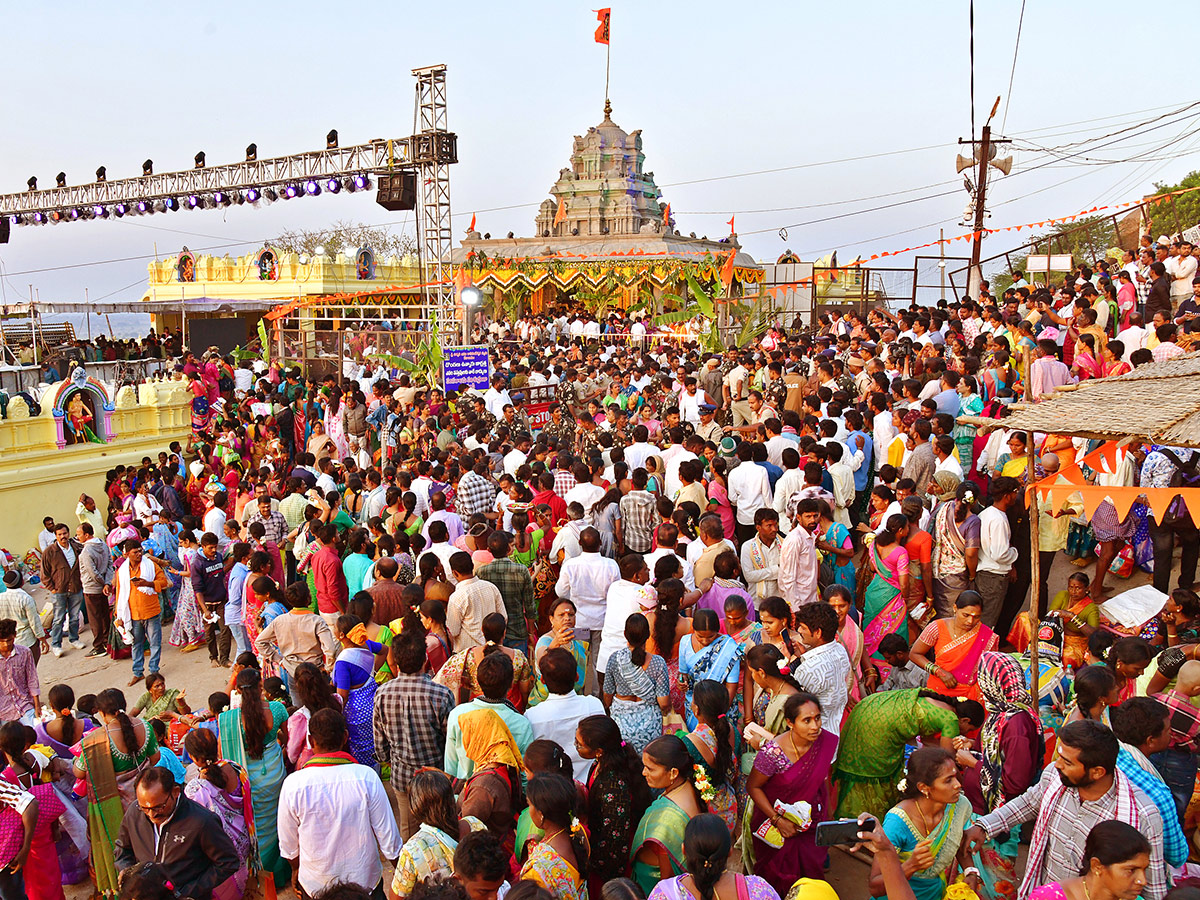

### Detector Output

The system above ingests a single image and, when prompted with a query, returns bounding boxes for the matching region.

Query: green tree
[271,220,417,259]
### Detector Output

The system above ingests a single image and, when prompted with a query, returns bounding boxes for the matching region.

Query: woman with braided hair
[678,679,737,831]
[520,773,590,900]
[647,813,781,900]
[182,728,258,900]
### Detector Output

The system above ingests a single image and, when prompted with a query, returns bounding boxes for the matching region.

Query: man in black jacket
[114,767,238,899]
[1146,260,1172,321]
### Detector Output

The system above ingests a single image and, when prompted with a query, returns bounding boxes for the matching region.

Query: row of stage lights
[9,174,374,227]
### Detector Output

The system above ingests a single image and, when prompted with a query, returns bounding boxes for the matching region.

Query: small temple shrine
[452,101,762,315]
[0,366,191,552]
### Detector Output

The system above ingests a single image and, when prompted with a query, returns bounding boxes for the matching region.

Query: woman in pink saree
[863,514,911,670]
[827,585,872,710]
[1072,333,1105,381]
[908,590,997,702]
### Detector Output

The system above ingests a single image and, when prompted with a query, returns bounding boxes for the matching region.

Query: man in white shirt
[778,498,820,610]
[624,426,656,473]
[976,476,1021,629]
[524,647,606,779]
[932,435,965,483]
[740,509,782,603]
[726,442,773,546]
[1117,312,1150,363]
[554,528,620,695]
[483,376,512,420]
[792,602,852,738]
[870,393,895,472]
[661,430,698,500]
[1167,241,1198,307]
[564,463,605,523]
[315,458,338,496]
[203,493,229,548]
[277,708,401,897]
[503,435,531,478]
[597,554,656,687]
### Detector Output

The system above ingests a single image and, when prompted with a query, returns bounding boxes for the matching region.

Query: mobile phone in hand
[815,817,876,846]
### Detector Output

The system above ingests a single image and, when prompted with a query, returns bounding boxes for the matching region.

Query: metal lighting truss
[0,141,412,215]
[412,64,456,340]
[0,64,459,331]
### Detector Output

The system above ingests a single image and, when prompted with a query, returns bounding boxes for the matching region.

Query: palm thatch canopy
[964,350,1200,448]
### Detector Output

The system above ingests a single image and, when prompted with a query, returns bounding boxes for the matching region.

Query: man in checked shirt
[373,629,454,842]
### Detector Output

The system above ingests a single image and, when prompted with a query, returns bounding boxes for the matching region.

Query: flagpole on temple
[595,8,612,111]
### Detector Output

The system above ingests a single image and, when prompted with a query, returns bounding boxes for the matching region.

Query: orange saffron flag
[468,213,476,232]
[554,196,566,226]
[727,215,735,234]
[720,249,736,289]
[594,8,611,44]
[662,203,671,227]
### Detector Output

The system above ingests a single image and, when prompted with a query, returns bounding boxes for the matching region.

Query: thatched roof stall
[963,351,1200,448]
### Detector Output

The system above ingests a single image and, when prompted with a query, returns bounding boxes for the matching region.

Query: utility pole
[959,97,1011,300]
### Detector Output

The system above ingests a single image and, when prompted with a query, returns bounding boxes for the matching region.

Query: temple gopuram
[453,101,762,316]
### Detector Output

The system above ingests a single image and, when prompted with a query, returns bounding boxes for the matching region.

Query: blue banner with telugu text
[442,345,491,391]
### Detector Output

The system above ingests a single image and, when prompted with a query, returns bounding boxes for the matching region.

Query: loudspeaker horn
[990,156,1013,176]
[956,154,976,174]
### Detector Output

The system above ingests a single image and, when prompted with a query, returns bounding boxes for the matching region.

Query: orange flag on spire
[727,215,735,234]
[554,196,566,226]
[594,8,611,44]
[468,213,476,232]
[662,203,671,228]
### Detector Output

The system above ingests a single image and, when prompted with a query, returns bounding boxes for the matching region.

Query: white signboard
[1025,254,1074,274]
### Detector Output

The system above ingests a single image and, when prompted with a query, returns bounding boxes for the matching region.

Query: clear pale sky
[2,0,1197,307]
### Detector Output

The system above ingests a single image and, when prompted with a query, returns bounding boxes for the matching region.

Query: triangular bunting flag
[1108,486,1142,522]
[1144,488,1182,523]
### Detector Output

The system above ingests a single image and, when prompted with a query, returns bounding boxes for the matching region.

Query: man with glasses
[114,767,238,900]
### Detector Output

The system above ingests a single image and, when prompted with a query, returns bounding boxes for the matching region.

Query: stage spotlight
[245,143,257,161]
[353,174,370,191]
[142,159,153,176]
[56,172,67,188]
[26,177,36,191]
[95,166,106,183]
[263,188,277,202]
[245,187,261,203]
[114,203,128,217]
[186,194,201,209]
[326,177,341,194]
[10,215,21,226]
[50,210,66,222]
[93,205,108,218]
[304,179,321,196]
[214,191,228,206]
[69,208,83,220]
[137,199,153,214]
[326,129,338,149]
[284,184,299,199]
[194,151,206,169]
[32,212,45,225]
[163,197,179,211]
[232,192,245,205]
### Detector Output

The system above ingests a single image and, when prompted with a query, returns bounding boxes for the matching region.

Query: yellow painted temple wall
[0,378,191,555]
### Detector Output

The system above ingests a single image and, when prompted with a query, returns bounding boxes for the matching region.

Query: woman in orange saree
[908,590,997,702]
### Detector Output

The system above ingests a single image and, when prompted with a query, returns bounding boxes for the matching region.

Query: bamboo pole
[1025,346,1041,710]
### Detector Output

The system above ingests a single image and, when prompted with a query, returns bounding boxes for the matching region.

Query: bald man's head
[1178,660,1200,696]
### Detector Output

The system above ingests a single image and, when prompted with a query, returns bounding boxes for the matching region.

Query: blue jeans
[130,616,162,678]
[227,622,250,660]
[50,591,83,647]
[1151,747,1197,820]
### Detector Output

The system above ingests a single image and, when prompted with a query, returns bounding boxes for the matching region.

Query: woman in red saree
[908,590,996,702]
[1101,340,1132,378]
[1072,333,1104,381]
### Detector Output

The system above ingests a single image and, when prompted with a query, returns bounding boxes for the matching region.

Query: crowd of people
[4,245,1200,900]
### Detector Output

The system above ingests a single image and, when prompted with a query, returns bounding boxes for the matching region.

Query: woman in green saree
[863,514,911,668]
[130,673,190,721]
[869,747,977,900]
[74,688,160,898]
[631,735,705,894]
[835,688,981,822]
[219,668,291,889]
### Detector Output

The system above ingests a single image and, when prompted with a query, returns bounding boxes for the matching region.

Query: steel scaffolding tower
[411,65,457,340]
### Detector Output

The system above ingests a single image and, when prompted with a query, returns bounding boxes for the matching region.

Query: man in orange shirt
[113,539,169,686]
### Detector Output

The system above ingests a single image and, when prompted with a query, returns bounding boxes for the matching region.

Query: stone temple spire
[534,108,667,239]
